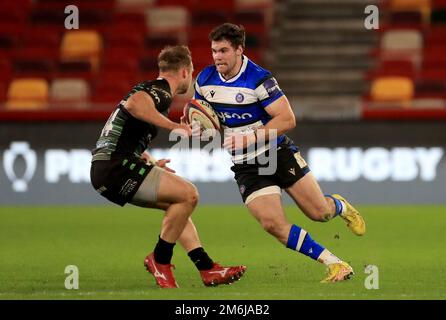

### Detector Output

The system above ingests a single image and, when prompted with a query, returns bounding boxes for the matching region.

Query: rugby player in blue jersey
[194,23,366,282]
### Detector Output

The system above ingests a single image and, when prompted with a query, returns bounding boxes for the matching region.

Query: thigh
[156,170,198,204]
[285,172,331,218]
[247,193,287,224]
[131,166,198,207]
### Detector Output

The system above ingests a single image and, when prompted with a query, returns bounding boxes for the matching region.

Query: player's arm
[255,95,296,141]
[124,91,191,134]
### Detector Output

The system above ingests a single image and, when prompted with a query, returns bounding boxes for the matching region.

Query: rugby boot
[320,261,354,283]
[144,252,179,288]
[332,194,366,236]
[200,263,247,286]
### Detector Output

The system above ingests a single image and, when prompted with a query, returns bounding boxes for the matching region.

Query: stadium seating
[6,78,49,110]
[0,59,12,84]
[50,78,90,109]
[381,30,423,54]
[145,6,189,34]
[60,31,103,72]
[364,0,446,111]
[370,77,415,104]
[0,0,271,113]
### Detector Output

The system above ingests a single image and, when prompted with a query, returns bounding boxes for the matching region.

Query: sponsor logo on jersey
[210,90,216,98]
[263,78,281,97]
[149,89,161,103]
[216,112,253,121]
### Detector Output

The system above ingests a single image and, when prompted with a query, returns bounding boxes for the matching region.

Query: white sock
[317,249,342,266]
[339,199,347,214]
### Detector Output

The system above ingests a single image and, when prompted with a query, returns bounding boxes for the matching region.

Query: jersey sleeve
[254,76,284,108]
[194,78,205,100]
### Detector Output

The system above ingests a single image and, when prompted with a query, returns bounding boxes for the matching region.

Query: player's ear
[183,67,189,79]
[236,45,243,56]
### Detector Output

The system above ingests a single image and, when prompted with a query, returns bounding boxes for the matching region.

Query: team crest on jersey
[235,93,244,103]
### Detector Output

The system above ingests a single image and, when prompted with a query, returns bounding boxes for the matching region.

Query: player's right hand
[191,120,202,138]
[172,123,192,137]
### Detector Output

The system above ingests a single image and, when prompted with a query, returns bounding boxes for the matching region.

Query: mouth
[216,63,226,68]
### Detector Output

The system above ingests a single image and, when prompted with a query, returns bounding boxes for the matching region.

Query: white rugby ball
[182,99,221,130]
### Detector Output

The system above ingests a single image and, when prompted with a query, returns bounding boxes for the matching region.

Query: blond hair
[158,45,192,72]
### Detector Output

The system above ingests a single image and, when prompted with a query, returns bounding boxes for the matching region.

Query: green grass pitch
[0,205,445,300]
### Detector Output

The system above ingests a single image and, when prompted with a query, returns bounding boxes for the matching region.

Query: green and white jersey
[92,79,172,161]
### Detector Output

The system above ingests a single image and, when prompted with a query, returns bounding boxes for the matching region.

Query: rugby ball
[182,99,221,130]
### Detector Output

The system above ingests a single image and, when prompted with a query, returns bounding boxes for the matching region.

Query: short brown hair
[158,45,192,72]
[209,23,246,49]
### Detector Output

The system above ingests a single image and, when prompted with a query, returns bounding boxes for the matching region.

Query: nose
[213,51,222,61]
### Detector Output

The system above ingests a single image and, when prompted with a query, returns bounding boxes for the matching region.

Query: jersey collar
[218,55,249,83]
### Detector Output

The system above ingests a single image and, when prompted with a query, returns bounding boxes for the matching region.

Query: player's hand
[141,151,157,165]
[191,120,202,138]
[156,159,176,173]
[223,132,256,151]
[172,123,192,137]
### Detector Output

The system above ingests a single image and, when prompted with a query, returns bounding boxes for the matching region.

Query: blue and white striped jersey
[194,55,285,163]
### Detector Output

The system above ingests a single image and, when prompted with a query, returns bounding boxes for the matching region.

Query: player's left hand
[156,159,176,173]
[223,132,256,151]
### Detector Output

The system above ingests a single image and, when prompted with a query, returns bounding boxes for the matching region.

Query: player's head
[209,23,245,77]
[158,45,194,94]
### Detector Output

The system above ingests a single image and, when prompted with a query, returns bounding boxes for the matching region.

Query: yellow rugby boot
[320,261,354,283]
[332,194,366,236]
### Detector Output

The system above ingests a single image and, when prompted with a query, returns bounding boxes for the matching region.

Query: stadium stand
[1,0,443,120]
[370,76,414,104]
[269,0,446,120]
[6,78,49,110]
[0,0,272,120]
[60,30,103,71]
[50,78,90,109]
[362,0,446,118]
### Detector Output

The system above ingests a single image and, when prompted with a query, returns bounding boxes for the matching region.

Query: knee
[306,204,332,222]
[184,184,199,208]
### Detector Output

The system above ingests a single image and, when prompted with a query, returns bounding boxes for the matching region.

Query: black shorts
[90,156,154,206]
[231,138,310,203]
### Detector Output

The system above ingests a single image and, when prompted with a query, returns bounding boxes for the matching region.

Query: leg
[178,218,202,252]
[132,201,204,253]
[247,193,293,244]
[133,168,246,287]
[285,173,365,235]
[285,172,338,222]
[247,192,353,282]
[132,168,198,243]
[177,217,247,287]
[132,168,198,288]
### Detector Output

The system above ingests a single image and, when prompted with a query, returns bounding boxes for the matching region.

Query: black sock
[188,247,214,270]
[153,236,175,264]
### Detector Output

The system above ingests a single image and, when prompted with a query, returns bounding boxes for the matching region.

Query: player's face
[211,40,242,77]
[177,63,194,94]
